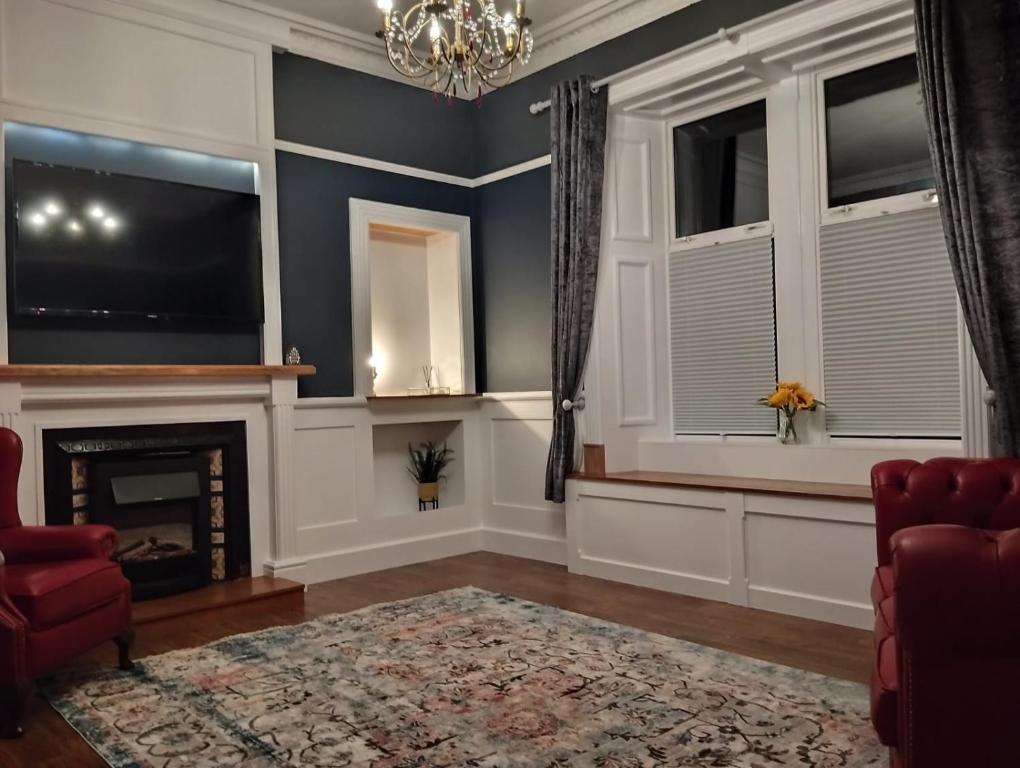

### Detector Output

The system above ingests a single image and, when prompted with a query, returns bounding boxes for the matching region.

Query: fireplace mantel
[0,364,316,379]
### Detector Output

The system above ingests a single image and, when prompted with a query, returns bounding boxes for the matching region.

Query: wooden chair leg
[0,682,32,739]
[114,628,136,671]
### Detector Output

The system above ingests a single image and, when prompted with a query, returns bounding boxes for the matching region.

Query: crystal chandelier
[375,1,534,98]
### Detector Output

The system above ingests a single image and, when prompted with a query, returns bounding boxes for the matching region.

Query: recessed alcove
[372,420,465,518]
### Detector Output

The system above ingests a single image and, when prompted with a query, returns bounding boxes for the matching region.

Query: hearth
[42,422,251,601]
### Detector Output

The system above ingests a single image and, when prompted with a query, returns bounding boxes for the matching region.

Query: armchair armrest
[891,524,1020,655]
[0,551,30,685]
[0,525,119,565]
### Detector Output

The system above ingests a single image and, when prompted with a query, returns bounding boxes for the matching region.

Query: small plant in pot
[407,441,454,510]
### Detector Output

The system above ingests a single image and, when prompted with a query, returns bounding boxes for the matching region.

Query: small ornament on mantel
[285,346,302,366]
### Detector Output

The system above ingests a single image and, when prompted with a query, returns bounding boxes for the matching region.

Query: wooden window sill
[569,470,872,501]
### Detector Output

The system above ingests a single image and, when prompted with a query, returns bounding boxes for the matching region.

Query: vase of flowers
[758,382,823,445]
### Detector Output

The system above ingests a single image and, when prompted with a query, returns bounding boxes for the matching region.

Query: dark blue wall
[273,0,805,396]
[473,166,551,392]
[274,53,478,178]
[276,151,475,398]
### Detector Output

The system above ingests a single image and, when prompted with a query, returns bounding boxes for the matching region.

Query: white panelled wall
[566,0,992,630]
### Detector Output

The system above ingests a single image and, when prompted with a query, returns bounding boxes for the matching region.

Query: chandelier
[375,1,534,98]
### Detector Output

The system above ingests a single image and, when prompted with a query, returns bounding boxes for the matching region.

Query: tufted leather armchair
[0,427,134,738]
[870,458,1020,768]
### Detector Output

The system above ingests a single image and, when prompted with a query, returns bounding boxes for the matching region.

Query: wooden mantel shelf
[0,364,317,379]
[570,470,872,501]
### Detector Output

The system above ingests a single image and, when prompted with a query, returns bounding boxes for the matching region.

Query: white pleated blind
[820,207,960,437]
[670,236,777,435]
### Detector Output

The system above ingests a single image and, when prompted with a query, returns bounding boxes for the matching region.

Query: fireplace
[42,422,251,601]
[91,456,212,600]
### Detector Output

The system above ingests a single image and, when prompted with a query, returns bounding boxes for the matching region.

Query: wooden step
[133,576,305,625]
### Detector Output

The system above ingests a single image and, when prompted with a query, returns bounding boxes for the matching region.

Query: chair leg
[114,628,136,671]
[0,682,32,739]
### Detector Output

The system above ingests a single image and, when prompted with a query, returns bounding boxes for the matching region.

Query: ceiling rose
[375,1,534,99]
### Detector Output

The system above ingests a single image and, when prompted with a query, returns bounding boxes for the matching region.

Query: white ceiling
[241,0,589,38]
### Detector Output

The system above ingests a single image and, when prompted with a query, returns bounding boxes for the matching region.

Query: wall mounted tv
[10,159,264,323]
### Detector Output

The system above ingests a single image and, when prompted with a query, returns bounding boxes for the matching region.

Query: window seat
[569,470,871,501]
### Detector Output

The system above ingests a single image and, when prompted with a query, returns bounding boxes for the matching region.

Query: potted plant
[758,381,824,444]
[407,441,455,510]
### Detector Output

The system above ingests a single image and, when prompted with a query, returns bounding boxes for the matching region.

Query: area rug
[42,587,883,767]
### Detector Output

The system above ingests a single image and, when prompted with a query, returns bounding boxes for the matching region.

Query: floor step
[133,576,305,625]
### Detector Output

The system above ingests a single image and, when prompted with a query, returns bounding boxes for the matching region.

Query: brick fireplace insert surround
[41,422,252,600]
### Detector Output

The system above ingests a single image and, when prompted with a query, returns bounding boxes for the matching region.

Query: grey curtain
[545,77,609,503]
[915,0,1020,454]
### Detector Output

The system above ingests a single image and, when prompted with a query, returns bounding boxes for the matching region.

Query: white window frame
[665,90,779,440]
[813,44,940,227]
[809,45,965,448]
[665,92,775,255]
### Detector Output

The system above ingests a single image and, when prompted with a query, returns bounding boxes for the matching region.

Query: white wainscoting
[0,0,263,148]
[481,394,565,564]
[566,477,875,628]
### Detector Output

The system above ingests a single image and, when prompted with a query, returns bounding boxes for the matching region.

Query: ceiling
[242,0,592,38]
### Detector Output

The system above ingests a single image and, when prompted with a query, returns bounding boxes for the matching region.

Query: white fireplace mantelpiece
[0,365,317,584]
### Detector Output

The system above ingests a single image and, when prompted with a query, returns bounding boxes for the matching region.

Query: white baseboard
[748,585,874,630]
[483,528,567,565]
[262,557,310,582]
[572,555,732,603]
[302,528,485,584]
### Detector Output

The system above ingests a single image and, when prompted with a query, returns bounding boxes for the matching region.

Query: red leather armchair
[870,458,1020,768]
[0,427,133,738]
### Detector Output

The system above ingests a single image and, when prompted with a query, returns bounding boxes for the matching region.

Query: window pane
[673,101,768,238]
[825,55,935,207]
[670,236,777,435]
[819,208,960,438]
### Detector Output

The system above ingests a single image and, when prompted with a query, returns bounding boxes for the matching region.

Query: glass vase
[778,410,798,445]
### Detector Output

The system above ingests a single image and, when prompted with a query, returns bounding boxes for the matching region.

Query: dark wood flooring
[0,552,872,768]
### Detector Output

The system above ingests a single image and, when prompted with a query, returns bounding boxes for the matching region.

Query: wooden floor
[1,552,872,768]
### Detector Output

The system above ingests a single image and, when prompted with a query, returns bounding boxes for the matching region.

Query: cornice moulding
[118,0,703,98]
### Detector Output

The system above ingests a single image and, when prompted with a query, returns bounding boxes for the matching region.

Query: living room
[0,0,1016,766]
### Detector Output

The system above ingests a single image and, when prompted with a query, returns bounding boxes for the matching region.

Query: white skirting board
[482,528,567,566]
[296,528,486,585]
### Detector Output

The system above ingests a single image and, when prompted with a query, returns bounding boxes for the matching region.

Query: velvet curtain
[545,77,609,503]
[914,0,1020,453]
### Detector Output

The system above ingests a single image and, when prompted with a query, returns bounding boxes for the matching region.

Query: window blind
[669,236,777,435]
[819,207,960,437]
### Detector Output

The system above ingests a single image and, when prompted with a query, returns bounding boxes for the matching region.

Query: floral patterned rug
[43,587,883,767]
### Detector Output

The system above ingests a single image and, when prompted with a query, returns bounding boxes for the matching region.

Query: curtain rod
[527,27,737,116]
[528,78,611,116]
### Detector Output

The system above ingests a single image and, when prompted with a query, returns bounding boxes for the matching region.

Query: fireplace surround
[41,421,252,600]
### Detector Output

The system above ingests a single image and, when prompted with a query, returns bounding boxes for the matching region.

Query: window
[819,55,960,439]
[824,55,935,208]
[669,237,777,435]
[673,101,768,238]
[819,209,960,437]
[669,100,776,436]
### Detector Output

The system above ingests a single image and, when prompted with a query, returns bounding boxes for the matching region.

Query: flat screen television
[9,159,264,323]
